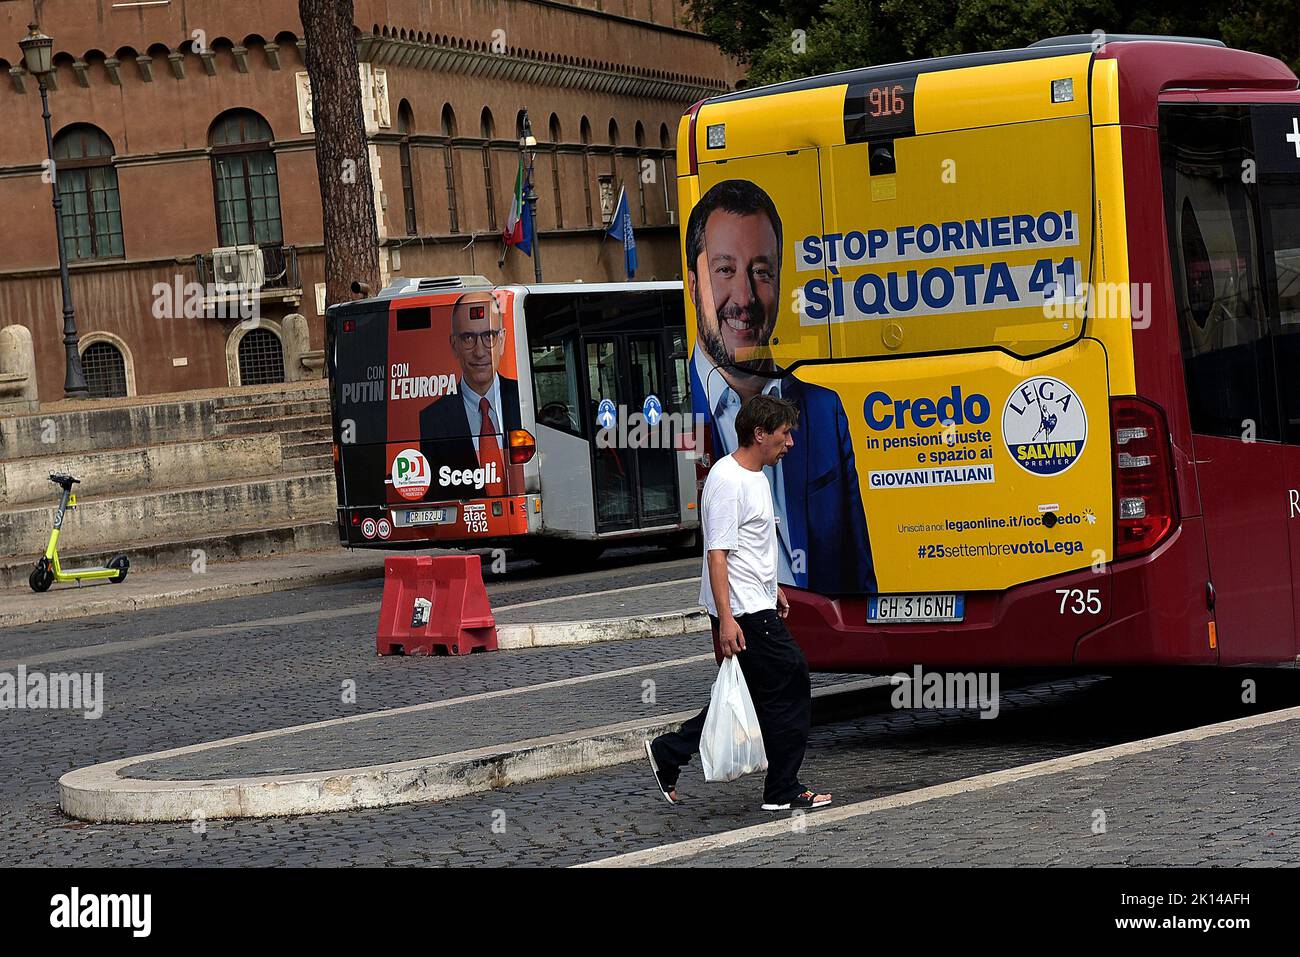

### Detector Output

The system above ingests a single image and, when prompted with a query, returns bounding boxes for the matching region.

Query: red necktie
[478,396,504,495]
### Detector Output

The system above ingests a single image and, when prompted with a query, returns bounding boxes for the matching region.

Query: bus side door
[1163,103,1294,665]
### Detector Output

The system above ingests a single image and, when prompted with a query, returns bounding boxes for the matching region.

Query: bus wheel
[666,528,700,556]
[530,541,605,569]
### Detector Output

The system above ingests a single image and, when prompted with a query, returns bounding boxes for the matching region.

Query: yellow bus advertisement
[682,58,1114,595]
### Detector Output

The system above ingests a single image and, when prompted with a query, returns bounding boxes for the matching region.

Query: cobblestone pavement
[676,719,1300,868]
[4,552,1297,867]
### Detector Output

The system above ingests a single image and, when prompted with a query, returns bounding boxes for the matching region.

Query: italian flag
[502,157,532,256]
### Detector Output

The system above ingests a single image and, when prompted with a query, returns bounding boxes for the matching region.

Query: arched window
[53,125,123,261]
[237,327,285,385]
[480,108,497,231]
[548,113,564,230]
[398,100,418,235]
[660,123,674,223]
[515,109,528,139]
[634,122,648,225]
[81,340,128,398]
[441,103,460,233]
[607,118,619,175]
[209,109,282,246]
[580,116,594,227]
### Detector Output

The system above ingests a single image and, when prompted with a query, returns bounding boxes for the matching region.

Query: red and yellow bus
[677,34,1300,669]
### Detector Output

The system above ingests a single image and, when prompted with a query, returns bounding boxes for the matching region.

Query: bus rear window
[396,306,431,330]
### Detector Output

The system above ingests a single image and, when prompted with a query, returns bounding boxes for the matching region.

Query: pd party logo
[391,448,432,500]
[1002,377,1087,476]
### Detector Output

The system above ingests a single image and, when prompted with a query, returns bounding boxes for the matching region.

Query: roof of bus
[507,281,682,295]
[326,279,684,315]
[702,42,1099,106]
[686,35,1294,134]
[697,36,1294,109]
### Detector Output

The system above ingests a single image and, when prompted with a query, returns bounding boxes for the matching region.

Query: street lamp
[519,110,542,284]
[19,22,89,398]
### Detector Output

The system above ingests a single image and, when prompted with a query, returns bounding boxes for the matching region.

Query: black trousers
[652,609,812,804]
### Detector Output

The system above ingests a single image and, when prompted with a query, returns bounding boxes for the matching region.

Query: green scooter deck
[57,567,121,580]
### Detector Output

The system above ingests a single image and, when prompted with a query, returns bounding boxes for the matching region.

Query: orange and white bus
[326,276,699,563]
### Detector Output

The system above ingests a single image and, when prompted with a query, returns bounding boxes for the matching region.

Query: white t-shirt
[698,453,778,617]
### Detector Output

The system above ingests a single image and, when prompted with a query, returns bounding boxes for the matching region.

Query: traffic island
[58,667,890,823]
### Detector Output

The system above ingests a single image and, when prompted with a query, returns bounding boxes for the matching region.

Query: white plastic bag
[700,656,768,782]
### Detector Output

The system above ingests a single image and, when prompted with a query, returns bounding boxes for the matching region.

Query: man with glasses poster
[419,290,522,496]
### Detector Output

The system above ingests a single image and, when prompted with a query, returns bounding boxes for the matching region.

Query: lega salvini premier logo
[1001,376,1087,475]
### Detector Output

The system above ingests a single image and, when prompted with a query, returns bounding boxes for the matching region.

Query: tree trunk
[298,0,380,306]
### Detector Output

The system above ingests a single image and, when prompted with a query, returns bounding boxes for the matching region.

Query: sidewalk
[0,547,392,629]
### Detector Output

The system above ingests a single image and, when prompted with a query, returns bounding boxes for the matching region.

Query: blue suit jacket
[690,357,877,595]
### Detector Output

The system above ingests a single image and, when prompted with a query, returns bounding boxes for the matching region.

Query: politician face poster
[384,288,524,505]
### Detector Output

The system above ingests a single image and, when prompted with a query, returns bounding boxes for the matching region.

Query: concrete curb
[58,679,889,823]
[0,565,386,630]
[59,713,697,824]
[496,609,709,649]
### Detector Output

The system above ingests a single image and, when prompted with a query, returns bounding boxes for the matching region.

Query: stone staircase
[0,381,341,589]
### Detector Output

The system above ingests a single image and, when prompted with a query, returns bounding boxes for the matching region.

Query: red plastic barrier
[376,554,497,656]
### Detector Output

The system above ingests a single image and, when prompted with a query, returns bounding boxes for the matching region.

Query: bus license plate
[868,594,964,623]
[400,508,449,526]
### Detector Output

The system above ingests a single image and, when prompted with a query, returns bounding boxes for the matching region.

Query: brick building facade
[0,0,738,402]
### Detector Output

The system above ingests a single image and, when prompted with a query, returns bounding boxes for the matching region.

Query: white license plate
[868,594,965,623]
[397,508,450,526]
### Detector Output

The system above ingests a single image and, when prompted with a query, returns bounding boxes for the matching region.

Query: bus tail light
[508,429,536,464]
[1111,396,1178,560]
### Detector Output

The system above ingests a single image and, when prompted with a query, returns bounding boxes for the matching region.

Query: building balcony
[193,244,302,313]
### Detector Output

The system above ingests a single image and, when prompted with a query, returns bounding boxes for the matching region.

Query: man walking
[645,394,832,811]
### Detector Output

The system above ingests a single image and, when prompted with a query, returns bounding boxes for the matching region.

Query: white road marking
[494,577,698,612]
[105,651,715,761]
[576,703,1300,868]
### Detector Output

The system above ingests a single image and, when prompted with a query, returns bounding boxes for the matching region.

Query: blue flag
[606,185,637,279]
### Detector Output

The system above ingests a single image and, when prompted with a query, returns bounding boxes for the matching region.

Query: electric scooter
[28,473,129,592]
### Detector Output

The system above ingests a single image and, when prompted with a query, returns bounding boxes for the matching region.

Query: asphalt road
[3,546,1297,867]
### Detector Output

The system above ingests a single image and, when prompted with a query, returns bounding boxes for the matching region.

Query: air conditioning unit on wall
[211,245,265,289]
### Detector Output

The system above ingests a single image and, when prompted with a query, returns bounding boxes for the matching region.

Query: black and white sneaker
[761,789,832,812]
[644,739,678,805]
